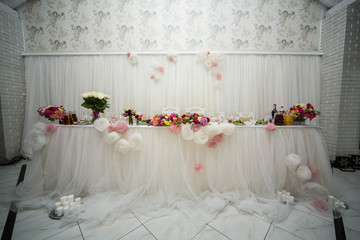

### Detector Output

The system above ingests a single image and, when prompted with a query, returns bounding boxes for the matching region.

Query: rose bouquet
[37,105,66,121]
[181,113,210,126]
[123,109,137,125]
[289,103,319,121]
[150,113,182,126]
[81,92,110,123]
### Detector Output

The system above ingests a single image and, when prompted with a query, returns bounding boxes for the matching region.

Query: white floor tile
[273,208,335,240]
[144,211,208,240]
[345,228,360,240]
[208,205,270,240]
[16,207,48,223]
[12,212,77,240]
[45,224,83,240]
[119,225,156,240]
[265,225,304,240]
[192,225,230,240]
[79,210,142,240]
[0,206,9,230]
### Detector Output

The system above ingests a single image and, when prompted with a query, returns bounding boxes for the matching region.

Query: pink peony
[206,138,218,148]
[158,66,164,72]
[309,166,320,179]
[115,121,128,134]
[211,61,218,67]
[127,52,131,57]
[150,75,155,80]
[207,51,210,55]
[45,123,57,135]
[169,124,182,134]
[216,73,222,80]
[266,123,276,131]
[107,124,117,132]
[169,56,174,61]
[194,162,204,173]
[311,199,329,212]
[214,133,224,143]
[192,125,201,132]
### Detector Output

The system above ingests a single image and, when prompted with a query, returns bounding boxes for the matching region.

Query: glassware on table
[70,111,78,122]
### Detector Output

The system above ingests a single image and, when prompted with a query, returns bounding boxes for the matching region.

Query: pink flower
[107,124,117,132]
[45,123,57,135]
[214,133,224,143]
[115,121,128,134]
[206,138,218,148]
[158,66,164,72]
[207,51,210,55]
[311,200,329,212]
[194,162,204,173]
[192,125,201,132]
[169,56,174,61]
[150,75,155,80]
[127,52,131,57]
[266,123,276,131]
[309,166,320,179]
[216,73,222,80]
[211,61,218,67]
[169,124,182,134]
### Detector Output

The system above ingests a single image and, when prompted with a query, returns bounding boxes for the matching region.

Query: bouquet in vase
[37,105,66,121]
[123,109,137,125]
[290,103,319,121]
[81,92,110,123]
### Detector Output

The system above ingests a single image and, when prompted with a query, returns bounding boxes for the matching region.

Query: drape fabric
[23,54,321,153]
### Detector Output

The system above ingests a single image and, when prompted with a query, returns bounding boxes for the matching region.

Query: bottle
[271,104,277,122]
[279,106,285,115]
[275,105,285,126]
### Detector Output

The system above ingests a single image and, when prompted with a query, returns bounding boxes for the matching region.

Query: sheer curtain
[23,54,320,152]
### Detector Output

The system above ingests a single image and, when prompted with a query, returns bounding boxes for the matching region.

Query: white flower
[296,165,312,182]
[193,128,209,145]
[221,123,235,136]
[129,55,138,65]
[94,118,110,132]
[105,132,121,144]
[286,153,302,170]
[181,124,194,141]
[97,92,105,100]
[206,124,223,138]
[115,139,130,155]
[204,59,212,69]
[129,132,143,150]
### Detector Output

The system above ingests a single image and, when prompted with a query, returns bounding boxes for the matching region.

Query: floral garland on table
[37,105,66,122]
[289,103,319,121]
[81,92,110,123]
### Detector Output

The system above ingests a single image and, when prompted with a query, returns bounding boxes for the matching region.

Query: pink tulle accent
[158,67,164,72]
[150,75,155,79]
[216,73,222,80]
[212,61,218,67]
[206,138,218,148]
[311,200,329,212]
[194,162,204,173]
[266,123,276,131]
[45,123,57,135]
[309,166,320,179]
[214,133,224,143]
[169,124,182,134]
[127,52,131,57]
[169,56,173,61]
[192,125,201,132]
[115,121,128,134]
[107,124,117,132]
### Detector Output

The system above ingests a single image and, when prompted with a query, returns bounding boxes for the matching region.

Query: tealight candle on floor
[55,202,61,209]
[63,206,70,215]
[286,192,291,196]
[328,196,335,205]
[56,207,64,217]
[75,197,81,205]
[60,196,68,204]
[67,194,74,202]
[63,200,70,207]
[277,191,282,200]
[289,196,294,204]
[70,202,76,209]
[282,194,287,202]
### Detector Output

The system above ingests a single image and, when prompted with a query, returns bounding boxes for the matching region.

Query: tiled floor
[1,163,360,240]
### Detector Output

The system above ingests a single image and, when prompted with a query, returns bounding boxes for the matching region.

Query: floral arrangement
[81,92,110,123]
[37,105,66,121]
[289,103,319,121]
[150,113,182,126]
[180,113,210,126]
[123,108,137,125]
[227,119,244,125]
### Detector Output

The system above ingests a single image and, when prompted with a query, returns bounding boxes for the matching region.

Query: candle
[75,197,81,205]
[70,202,76,209]
[289,196,294,204]
[282,194,287,202]
[67,194,75,202]
[277,191,282,200]
[334,200,340,208]
[56,207,63,217]
[286,192,291,196]
[63,200,70,207]
[55,202,61,209]
[60,196,68,204]
[63,206,70,215]
[328,196,335,205]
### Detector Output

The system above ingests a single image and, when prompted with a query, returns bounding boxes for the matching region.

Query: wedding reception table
[17,123,334,222]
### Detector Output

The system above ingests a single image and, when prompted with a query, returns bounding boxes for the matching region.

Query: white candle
[75,197,81,205]
[60,196,68,204]
[55,202,61,209]
[334,200,340,208]
[328,196,335,205]
[56,207,63,217]
[63,206,70,215]
[70,202,76,209]
[63,200,70,207]
[289,196,294,204]
[277,191,282,200]
[281,189,286,193]
[286,192,291,196]
[67,194,75,202]
[282,194,287,202]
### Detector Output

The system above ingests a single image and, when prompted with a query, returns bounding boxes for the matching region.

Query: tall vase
[128,114,133,125]
[91,111,100,123]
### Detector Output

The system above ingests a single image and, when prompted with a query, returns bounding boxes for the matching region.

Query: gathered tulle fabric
[12,125,335,224]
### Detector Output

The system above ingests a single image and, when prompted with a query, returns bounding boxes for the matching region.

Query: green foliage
[81,97,110,113]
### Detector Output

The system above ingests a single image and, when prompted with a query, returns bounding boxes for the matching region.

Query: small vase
[91,111,100,123]
[128,115,133,125]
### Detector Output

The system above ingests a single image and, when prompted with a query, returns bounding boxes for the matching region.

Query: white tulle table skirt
[16,125,335,223]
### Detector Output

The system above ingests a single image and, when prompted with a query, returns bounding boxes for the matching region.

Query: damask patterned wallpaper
[20,0,323,52]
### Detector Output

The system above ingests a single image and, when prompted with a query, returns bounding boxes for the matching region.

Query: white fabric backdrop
[23,54,321,152]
